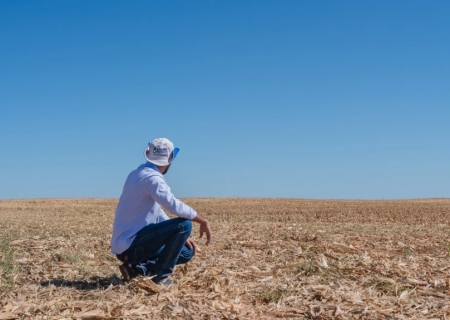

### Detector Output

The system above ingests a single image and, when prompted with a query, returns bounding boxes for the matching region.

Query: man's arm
[148,176,197,220]
[148,176,212,245]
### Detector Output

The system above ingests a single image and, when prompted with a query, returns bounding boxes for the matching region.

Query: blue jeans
[116,218,193,281]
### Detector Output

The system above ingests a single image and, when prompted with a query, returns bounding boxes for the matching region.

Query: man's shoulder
[135,164,164,181]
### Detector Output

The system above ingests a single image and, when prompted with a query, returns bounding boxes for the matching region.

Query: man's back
[110,163,164,254]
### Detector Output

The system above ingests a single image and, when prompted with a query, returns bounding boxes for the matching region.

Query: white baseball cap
[144,138,179,166]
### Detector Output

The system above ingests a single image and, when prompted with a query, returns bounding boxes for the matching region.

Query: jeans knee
[179,219,192,233]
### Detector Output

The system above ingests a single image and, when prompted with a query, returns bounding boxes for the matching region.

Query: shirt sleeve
[147,175,198,220]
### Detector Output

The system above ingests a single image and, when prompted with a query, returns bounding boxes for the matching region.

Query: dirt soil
[1,198,450,319]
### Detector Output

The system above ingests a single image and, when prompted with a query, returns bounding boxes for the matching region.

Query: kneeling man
[110,138,212,287]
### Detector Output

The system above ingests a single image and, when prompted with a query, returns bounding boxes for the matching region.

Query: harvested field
[1,198,450,319]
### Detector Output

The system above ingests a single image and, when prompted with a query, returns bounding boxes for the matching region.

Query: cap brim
[173,148,179,160]
[167,147,179,164]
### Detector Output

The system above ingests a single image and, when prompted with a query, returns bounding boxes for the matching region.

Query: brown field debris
[1,198,450,319]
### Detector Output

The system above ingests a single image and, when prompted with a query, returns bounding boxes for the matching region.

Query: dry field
[1,198,450,319]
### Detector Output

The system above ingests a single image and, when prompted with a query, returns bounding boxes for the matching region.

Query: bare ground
[1,198,450,319]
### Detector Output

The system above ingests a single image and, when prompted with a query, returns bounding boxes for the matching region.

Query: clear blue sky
[1,1,449,199]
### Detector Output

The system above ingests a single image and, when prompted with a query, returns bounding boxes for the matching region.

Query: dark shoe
[135,262,153,277]
[134,259,158,277]
[119,263,138,282]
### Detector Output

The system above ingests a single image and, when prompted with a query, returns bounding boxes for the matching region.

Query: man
[110,138,212,287]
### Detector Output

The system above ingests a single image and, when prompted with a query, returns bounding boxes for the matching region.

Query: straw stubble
[0,198,450,319]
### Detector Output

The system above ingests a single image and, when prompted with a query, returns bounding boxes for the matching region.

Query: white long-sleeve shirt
[110,162,197,254]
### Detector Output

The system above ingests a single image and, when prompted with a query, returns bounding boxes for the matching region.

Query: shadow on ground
[40,274,124,291]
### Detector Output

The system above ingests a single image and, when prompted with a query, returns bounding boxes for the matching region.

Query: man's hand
[186,238,197,253]
[192,213,212,245]
[199,221,212,245]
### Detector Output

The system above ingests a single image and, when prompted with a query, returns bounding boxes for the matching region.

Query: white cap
[144,138,179,166]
